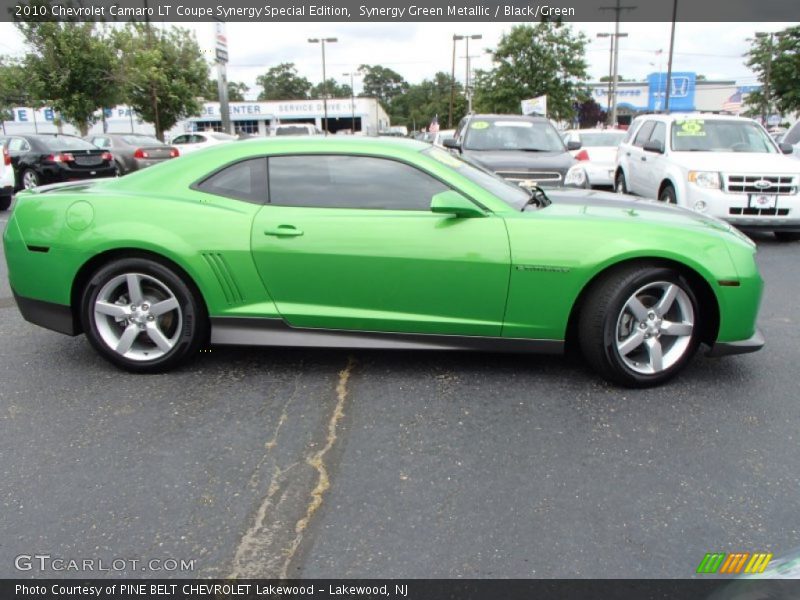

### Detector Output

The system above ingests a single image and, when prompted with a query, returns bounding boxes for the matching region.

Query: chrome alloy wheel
[23,170,38,189]
[614,281,694,375]
[93,273,182,361]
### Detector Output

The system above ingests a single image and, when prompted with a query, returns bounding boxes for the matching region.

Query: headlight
[564,166,587,187]
[688,171,721,189]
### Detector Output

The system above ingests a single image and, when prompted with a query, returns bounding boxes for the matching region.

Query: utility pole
[449,35,463,128]
[143,0,161,139]
[664,0,678,112]
[343,71,362,133]
[464,34,481,114]
[309,37,337,135]
[600,0,635,126]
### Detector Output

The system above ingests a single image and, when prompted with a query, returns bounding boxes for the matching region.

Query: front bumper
[686,186,800,230]
[707,328,765,357]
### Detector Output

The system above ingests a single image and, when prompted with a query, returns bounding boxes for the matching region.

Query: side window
[633,121,656,147]
[196,158,268,204]
[783,122,800,146]
[455,118,468,141]
[8,138,29,153]
[269,155,448,211]
[649,122,666,147]
[623,121,642,144]
[92,137,110,148]
[191,135,206,144]
[172,135,189,145]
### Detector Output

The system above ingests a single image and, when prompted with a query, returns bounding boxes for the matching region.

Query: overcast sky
[0,21,794,101]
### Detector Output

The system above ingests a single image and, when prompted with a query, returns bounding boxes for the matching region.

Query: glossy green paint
[3,136,762,346]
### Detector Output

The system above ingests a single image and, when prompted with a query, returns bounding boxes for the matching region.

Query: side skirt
[210,317,564,355]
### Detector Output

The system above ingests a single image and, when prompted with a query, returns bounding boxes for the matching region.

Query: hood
[541,188,753,242]
[670,151,800,174]
[462,149,576,172]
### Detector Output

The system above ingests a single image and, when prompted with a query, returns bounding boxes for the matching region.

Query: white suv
[0,143,14,211]
[615,113,800,241]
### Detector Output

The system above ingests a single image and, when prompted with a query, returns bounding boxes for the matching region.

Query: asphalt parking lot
[1,202,799,579]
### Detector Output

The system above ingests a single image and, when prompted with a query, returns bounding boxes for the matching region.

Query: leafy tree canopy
[256,63,311,100]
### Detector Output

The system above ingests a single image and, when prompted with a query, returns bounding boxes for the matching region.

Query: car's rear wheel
[659,184,677,204]
[579,265,700,387]
[774,231,800,242]
[80,257,207,373]
[114,161,125,177]
[614,170,628,194]
[22,169,39,190]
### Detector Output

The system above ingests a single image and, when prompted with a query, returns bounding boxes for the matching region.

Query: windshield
[578,131,626,147]
[121,135,164,146]
[40,136,96,151]
[423,146,532,210]
[671,119,777,153]
[463,119,566,152]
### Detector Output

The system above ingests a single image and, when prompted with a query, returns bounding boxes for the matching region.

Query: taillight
[575,149,590,161]
[47,153,75,163]
[169,147,180,158]
[133,148,149,159]
[101,152,113,162]
[3,147,9,166]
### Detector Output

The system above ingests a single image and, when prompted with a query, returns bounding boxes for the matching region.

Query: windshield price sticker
[470,121,490,130]
[676,120,706,137]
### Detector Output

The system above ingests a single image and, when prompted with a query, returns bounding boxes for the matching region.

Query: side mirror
[779,142,794,155]
[643,139,665,154]
[566,140,582,151]
[430,190,485,218]
[443,138,461,151]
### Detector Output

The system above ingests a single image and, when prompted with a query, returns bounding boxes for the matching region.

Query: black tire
[80,257,208,373]
[614,170,628,194]
[0,195,11,211]
[22,168,40,190]
[578,265,701,387]
[774,231,800,242]
[659,184,677,204]
[114,161,125,177]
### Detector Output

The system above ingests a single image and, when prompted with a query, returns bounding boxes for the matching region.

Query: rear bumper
[0,185,12,198]
[11,291,80,336]
[707,328,765,357]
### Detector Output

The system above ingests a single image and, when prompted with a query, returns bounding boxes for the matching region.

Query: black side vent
[201,252,243,305]
[26,245,50,253]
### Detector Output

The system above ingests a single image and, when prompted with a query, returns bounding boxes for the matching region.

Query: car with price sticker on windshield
[614,113,800,241]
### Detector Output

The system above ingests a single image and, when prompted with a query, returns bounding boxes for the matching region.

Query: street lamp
[451,34,482,119]
[596,31,627,126]
[463,34,481,114]
[755,31,786,126]
[308,37,338,135]
[343,70,362,133]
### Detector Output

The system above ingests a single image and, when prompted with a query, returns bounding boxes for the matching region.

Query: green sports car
[3,137,764,387]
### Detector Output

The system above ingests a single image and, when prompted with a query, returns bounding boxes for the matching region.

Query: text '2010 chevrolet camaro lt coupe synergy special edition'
[3,137,764,387]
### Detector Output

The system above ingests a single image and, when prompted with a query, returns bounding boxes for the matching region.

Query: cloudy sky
[0,21,793,100]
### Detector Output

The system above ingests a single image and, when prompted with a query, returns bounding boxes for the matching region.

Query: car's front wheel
[22,169,39,190]
[579,265,700,387]
[659,184,677,204]
[80,257,208,372]
[614,170,628,194]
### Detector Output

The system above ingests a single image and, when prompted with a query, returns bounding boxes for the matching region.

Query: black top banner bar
[2,0,798,22]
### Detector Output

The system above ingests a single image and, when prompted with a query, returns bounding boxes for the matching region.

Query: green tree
[744,26,800,118]
[358,64,409,111]
[473,23,589,121]
[113,24,208,141]
[599,75,631,82]
[391,72,466,130]
[256,63,311,100]
[14,20,122,135]
[309,79,353,100]
[204,79,249,102]
[0,58,32,126]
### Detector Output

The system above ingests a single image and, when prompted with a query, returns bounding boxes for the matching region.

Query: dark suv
[445,114,578,187]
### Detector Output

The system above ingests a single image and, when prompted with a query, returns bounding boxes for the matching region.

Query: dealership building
[0,97,391,139]
[588,71,762,125]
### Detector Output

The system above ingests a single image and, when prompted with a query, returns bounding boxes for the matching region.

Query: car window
[623,121,642,144]
[632,121,656,147]
[196,158,268,204]
[275,126,312,136]
[191,134,207,143]
[671,119,777,153]
[122,135,163,146]
[463,119,565,152]
[172,135,190,145]
[92,137,111,148]
[781,122,800,146]
[9,138,30,153]
[40,136,97,151]
[269,155,448,211]
[579,131,627,147]
[649,123,666,147]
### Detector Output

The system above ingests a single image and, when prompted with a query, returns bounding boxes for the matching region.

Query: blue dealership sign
[647,72,696,112]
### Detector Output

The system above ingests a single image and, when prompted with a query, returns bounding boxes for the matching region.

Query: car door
[250,153,511,336]
[626,120,656,195]
[639,121,668,198]
[7,137,33,188]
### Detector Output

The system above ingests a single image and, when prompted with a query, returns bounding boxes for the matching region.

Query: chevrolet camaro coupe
[3,137,764,387]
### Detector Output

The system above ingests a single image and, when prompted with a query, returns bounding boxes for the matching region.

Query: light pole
[464,34,481,114]
[449,35,463,128]
[755,31,785,125]
[664,0,678,112]
[343,70,362,133]
[308,37,337,135]
[600,0,635,126]
[596,33,614,120]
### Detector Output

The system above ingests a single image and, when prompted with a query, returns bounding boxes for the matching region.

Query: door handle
[626,152,631,156]
[641,156,647,161]
[264,225,304,237]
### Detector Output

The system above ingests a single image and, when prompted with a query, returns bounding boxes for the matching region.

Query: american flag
[429,115,440,134]
[722,90,743,114]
